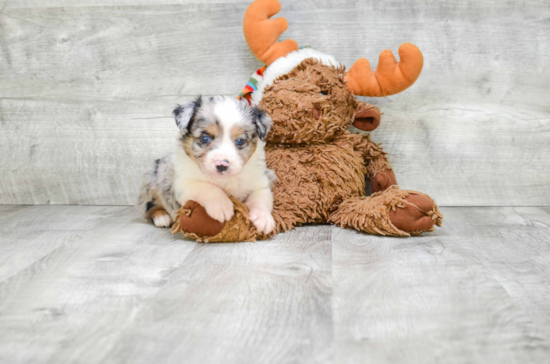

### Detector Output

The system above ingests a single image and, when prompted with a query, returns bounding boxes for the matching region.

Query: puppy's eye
[200,135,211,144]
[235,138,245,147]
[320,91,328,96]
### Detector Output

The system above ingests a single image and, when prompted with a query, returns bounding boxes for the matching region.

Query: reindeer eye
[200,135,211,144]
[235,138,245,147]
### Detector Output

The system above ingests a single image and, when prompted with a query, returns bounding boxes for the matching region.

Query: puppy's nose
[215,160,229,173]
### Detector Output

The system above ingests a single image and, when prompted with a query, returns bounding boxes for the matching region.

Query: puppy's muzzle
[215,160,229,173]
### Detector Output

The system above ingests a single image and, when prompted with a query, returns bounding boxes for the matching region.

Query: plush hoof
[389,194,437,234]
[171,197,269,243]
[177,201,225,237]
[329,186,442,237]
[371,170,398,193]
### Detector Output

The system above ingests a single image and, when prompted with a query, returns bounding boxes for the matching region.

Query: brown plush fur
[329,186,443,237]
[172,59,443,242]
[261,59,356,144]
[171,197,267,243]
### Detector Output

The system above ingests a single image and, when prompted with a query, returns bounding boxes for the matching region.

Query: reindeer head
[243,0,424,143]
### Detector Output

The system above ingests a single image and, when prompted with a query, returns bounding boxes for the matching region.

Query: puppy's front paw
[248,208,275,235]
[153,213,173,228]
[204,197,234,223]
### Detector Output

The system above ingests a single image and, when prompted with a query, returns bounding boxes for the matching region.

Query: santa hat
[238,48,341,106]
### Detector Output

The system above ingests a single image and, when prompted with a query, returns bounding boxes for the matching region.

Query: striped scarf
[237,65,267,105]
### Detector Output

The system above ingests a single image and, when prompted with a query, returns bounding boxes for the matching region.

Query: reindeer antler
[243,0,298,65]
[345,43,424,97]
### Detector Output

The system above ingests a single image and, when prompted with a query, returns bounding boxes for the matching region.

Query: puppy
[137,96,276,235]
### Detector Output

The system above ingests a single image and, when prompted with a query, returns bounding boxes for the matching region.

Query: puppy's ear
[251,106,272,141]
[173,96,202,132]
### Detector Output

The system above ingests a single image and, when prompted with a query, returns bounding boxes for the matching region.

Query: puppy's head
[173,96,271,178]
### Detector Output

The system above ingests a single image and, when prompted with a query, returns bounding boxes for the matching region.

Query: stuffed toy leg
[170,197,267,243]
[329,187,443,237]
[330,133,443,236]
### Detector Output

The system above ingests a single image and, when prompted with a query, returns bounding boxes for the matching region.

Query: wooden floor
[0,205,549,363]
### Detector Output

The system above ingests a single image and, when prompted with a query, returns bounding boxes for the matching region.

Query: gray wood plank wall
[1,0,549,206]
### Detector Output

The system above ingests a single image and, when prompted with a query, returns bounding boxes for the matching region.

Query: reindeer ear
[353,102,381,132]
[173,96,202,132]
[251,106,272,141]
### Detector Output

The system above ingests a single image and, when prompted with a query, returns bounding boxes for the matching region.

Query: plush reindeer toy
[171,0,443,242]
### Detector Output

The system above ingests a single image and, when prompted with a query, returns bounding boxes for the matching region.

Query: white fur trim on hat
[251,48,341,106]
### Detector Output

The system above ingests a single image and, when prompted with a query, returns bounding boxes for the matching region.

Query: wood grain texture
[103,225,333,364]
[0,0,549,205]
[0,0,248,8]
[0,205,199,363]
[0,205,332,364]
[333,207,550,364]
[1,206,550,363]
